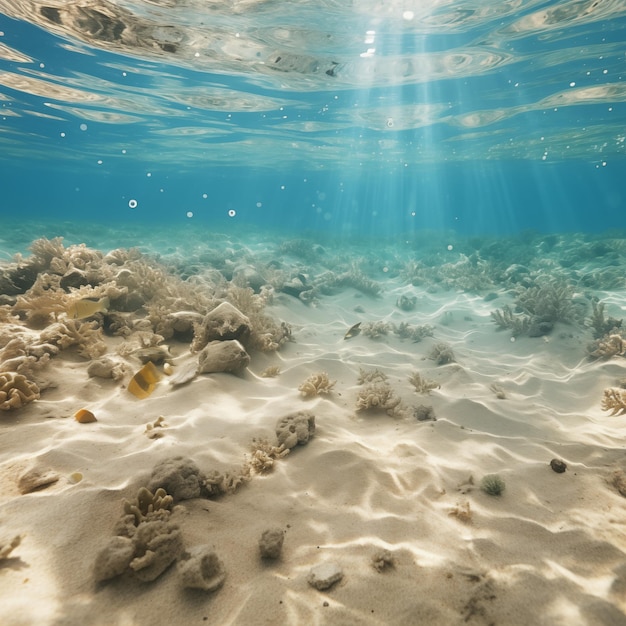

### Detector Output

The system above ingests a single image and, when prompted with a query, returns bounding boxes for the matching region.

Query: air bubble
[228,209,236,217]
[80,123,87,131]
[128,199,137,209]
[447,244,453,251]
[186,211,193,218]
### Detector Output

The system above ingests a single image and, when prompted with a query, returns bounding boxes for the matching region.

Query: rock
[199,302,251,344]
[276,411,315,449]
[179,546,226,591]
[17,467,59,494]
[197,340,250,375]
[307,562,343,590]
[550,458,567,473]
[129,520,184,582]
[258,528,284,559]
[60,268,89,290]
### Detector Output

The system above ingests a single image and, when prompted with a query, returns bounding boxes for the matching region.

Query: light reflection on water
[0,0,624,170]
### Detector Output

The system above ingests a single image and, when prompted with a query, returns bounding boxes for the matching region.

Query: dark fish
[344,322,361,340]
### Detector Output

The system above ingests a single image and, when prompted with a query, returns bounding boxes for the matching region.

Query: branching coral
[428,342,455,365]
[357,368,388,385]
[0,372,40,410]
[408,371,440,394]
[361,321,391,339]
[589,300,623,340]
[601,388,626,416]
[122,487,174,526]
[40,319,107,359]
[394,322,434,342]
[298,372,336,397]
[515,279,577,326]
[355,382,402,416]
[247,438,289,473]
[490,305,530,337]
[0,332,58,376]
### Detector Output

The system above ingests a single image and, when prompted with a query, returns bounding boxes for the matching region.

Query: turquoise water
[0,1,624,238]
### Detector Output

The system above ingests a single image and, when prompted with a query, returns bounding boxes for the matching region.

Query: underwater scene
[1,2,626,625]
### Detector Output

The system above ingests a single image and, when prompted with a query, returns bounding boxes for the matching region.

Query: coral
[331,266,382,297]
[0,332,57,377]
[428,342,455,365]
[371,549,395,572]
[145,416,167,439]
[515,279,577,329]
[196,340,250,375]
[448,501,472,524]
[480,474,505,496]
[589,300,622,339]
[588,334,626,360]
[413,404,436,421]
[203,468,249,497]
[122,487,174,526]
[261,365,281,378]
[601,388,626,416]
[258,528,285,559]
[147,457,206,502]
[394,322,434,342]
[87,356,127,380]
[248,438,289,473]
[298,372,336,397]
[12,275,69,327]
[490,305,530,337]
[0,372,40,410]
[408,371,440,394]
[361,321,391,339]
[39,319,107,359]
[355,382,402,416]
[276,411,316,449]
[128,519,184,582]
[357,368,387,385]
[93,536,136,583]
[179,546,226,591]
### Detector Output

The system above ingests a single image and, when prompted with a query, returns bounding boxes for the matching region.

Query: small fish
[67,296,109,320]
[128,361,161,399]
[344,322,362,340]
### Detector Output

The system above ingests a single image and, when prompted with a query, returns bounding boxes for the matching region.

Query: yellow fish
[67,296,109,320]
[128,361,161,399]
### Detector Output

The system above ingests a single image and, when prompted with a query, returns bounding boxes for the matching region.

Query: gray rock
[197,340,250,375]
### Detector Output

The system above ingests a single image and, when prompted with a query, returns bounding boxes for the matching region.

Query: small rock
[550,458,567,473]
[18,467,60,494]
[258,528,284,559]
[307,562,343,590]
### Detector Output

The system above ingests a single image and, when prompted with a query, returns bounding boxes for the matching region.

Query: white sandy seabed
[1,227,626,626]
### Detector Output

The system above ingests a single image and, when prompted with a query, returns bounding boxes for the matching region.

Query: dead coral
[601,388,626,416]
[587,334,626,360]
[298,372,336,397]
[449,501,472,524]
[247,438,289,473]
[0,331,58,376]
[122,487,174,526]
[361,321,391,339]
[203,468,249,497]
[394,322,434,342]
[408,371,440,394]
[428,342,455,365]
[0,372,40,410]
[356,382,402,416]
[40,318,107,359]
[357,368,388,385]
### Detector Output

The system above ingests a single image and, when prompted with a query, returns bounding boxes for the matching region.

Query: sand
[1,229,626,626]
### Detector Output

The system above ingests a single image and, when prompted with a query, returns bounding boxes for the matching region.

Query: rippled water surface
[0,1,624,232]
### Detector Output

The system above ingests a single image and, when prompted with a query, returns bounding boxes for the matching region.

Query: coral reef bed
[1,223,626,625]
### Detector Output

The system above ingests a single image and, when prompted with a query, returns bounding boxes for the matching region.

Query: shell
[74,408,97,423]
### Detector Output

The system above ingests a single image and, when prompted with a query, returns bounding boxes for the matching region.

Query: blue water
[0,1,625,238]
